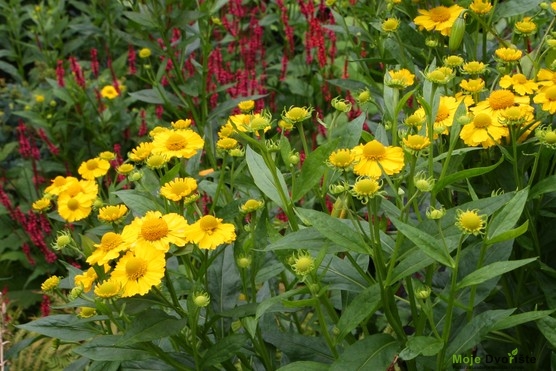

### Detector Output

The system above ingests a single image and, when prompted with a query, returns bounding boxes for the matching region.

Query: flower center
[459,211,483,231]
[67,198,80,211]
[488,90,515,110]
[473,113,492,128]
[330,149,353,166]
[101,232,123,250]
[166,133,187,151]
[354,178,380,195]
[293,256,314,274]
[199,215,219,231]
[362,140,386,159]
[141,218,169,241]
[435,103,450,122]
[429,6,451,22]
[545,86,556,101]
[244,199,261,210]
[406,135,429,149]
[286,107,308,121]
[545,131,556,144]
[126,256,148,281]
[86,159,99,170]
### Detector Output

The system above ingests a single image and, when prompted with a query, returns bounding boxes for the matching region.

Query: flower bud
[449,14,466,51]
[193,292,210,308]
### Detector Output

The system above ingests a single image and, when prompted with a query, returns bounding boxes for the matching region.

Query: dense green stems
[312,288,339,358]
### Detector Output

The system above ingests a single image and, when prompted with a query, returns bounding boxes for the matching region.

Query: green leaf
[486,220,529,245]
[128,88,177,105]
[277,361,330,371]
[265,227,345,254]
[207,245,241,314]
[293,140,338,202]
[117,309,187,346]
[326,79,367,92]
[490,310,555,332]
[246,146,289,209]
[17,314,99,342]
[445,309,515,366]
[399,336,444,360]
[537,316,556,348]
[335,284,381,342]
[457,258,537,289]
[329,113,366,149]
[255,287,307,320]
[0,60,22,82]
[389,217,455,268]
[159,162,182,186]
[0,142,17,162]
[493,0,543,20]
[330,334,398,371]
[487,188,529,241]
[433,156,503,193]
[112,190,161,216]
[296,209,369,254]
[201,334,249,368]
[73,335,152,361]
[529,175,556,199]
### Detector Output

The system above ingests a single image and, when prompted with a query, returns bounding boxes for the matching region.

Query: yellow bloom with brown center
[171,119,192,129]
[456,209,486,235]
[94,279,121,299]
[237,100,255,113]
[460,112,508,148]
[414,4,464,36]
[499,74,538,96]
[327,148,355,170]
[386,68,415,89]
[78,157,111,180]
[495,47,523,62]
[460,78,485,94]
[352,140,405,178]
[350,177,383,203]
[41,276,60,292]
[98,204,128,223]
[160,177,198,202]
[515,17,536,35]
[110,242,166,297]
[151,129,204,159]
[403,135,431,152]
[382,18,399,32]
[462,61,487,75]
[533,86,556,114]
[32,197,51,212]
[282,106,313,125]
[121,210,188,252]
[100,85,119,99]
[184,215,237,250]
[87,231,128,266]
[128,142,154,162]
[469,0,493,15]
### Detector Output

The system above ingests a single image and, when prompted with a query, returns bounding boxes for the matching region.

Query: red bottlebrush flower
[138,109,148,136]
[69,56,86,88]
[56,60,65,87]
[127,44,137,75]
[22,243,36,266]
[41,295,51,317]
[276,209,288,222]
[277,0,295,55]
[90,48,100,78]
[106,55,121,94]
[37,129,59,156]
[17,121,33,158]
[155,105,164,119]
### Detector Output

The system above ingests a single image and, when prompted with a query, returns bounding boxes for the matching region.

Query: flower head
[117,163,135,175]
[499,74,538,96]
[331,97,352,112]
[100,85,119,99]
[240,199,264,213]
[469,0,493,15]
[413,172,435,192]
[151,129,204,159]
[535,126,556,149]
[444,55,464,68]
[184,215,236,250]
[87,231,128,266]
[426,206,446,220]
[495,47,523,62]
[460,78,486,95]
[41,276,60,292]
[350,177,383,203]
[77,307,96,318]
[139,48,152,58]
[290,251,315,276]
[382,18,400,32]
[98,204,128,223]
[414,5,465,36]
[74,267,98,292]
[121,210,188,252]
[57,193,93,222]
[160,177,198,202]
[426,67,454,85]
[533,86,556,114]
[78,157,111,180]
[460,112,508,148]
[403,134,431,153]
[216,137,239,152]
[193,291,211,307]
[456,209,486,235]
[352,140,405,178]
[32,197,51,212]
[237,100,255,113]
[282,106,313,125]
[386,69,415,89]
[462,61,487,75]
[171,119,192,129]
[514,17,536,35]
[327,148,355,171]
[94,279,122,299]
[128,142,154,162]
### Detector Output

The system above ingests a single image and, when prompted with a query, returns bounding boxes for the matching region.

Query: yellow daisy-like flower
[99,151,116,161]
[145,153,170,169]
[74,267,98,292]
[121,210,188,252]
[403,134,431,152]
[472,89,530,122]
[60,178,98,200]
[350,177,383,203]
[404,112,426,128]
[282,106,313,125]
[499,74,538,96]
[552,2,556,12]
[444,55,464,68]
[160,177,198,202]
[469,0,493,15]
[41,276,60,292]
[110,242,166,297]
[290,251,315,276]
[184,215,237,250]
[45,175,77,196]
[32,197,51,212]
[352,140,405,178]
[414,4,464,36]
[461,61,487,75]
[94,279,122,299]
[514,17,536,35]
[495,47,523,62]
[218,123,234,138]
[87,231,128,266]
[78,157,111,180]
[100,85,119,99]
[460,78,485,94]
[240,199,264,213]
[128,142,154,162]
[171,119,192,129]
[327,148,355,170]
[537,68,556,89]
[151,129,205,159]
[237,100,255,113]
[536,126,556,149]
[533,86,556,114]
[456,209,486,235]
[414,95,463,134]
[381,18,399,32]
[57,193,93,222]
[460,112,508,148]
[216,137,239,151]
[149,126,169,138]
[139,48,151,58]
[385,68,415,89]
[98,204,128,223]
[426,67,454,85]
[117,163,134,175]
[77,307,96,318]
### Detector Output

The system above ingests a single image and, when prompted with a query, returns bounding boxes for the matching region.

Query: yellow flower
[94,279,122,299]
[57,193,93,222]
[460,112,508,148]
[514,17,536,35]
[121,210,188,252]
[160,177,198,202]
[469,0,493,15]
[145,154,169,169]
[199,168,215,177]
[534,86,556,114]
[117,163,135,174]
[403,134,431,152]
[216,137,239,151]
[139,48,152,58]
[460,78,485,94]
[99,151,116,161]
[498,105,535,127]
[240,199,264,213]
[128,142,154,162]
[41,276,60,292]
[356,89,371,104]
[461,61,487,75]
[74,267,98,292]
[444,55,464,68]
[386,68,415,89]
[382,18,400,32]
[278,119,293,131]
[499,74,538,96]
[78,157,111,180]
[98,204,128,223]
[110,242,166,297]
[327,148,355,170]
[352,140,405,178]
[404,112,426,128]
[100,85,119,99]
[495,47,522,62]
[77,307,96,318]
[456,209,486,235]
[472,89,530,122]
[171,119,192,129]
[350,177,383,203]
[45,175,75,196]
[290,251,315,276]
[414,96,464,134]
[282,106,313,125]
[414,4,465,36]
[427,206,446,220]
[151,129,205,159]
[237,100,255,113]
[536,126,556,149]
[426,67,454,85]
[32,197,51,212]
[35,94,45,103]
[87,231,128,266]
[184,215,236,250]
[149,126,169,138]
[52,231,73,250]
[60,178,98,199]
[413,172,435,192]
